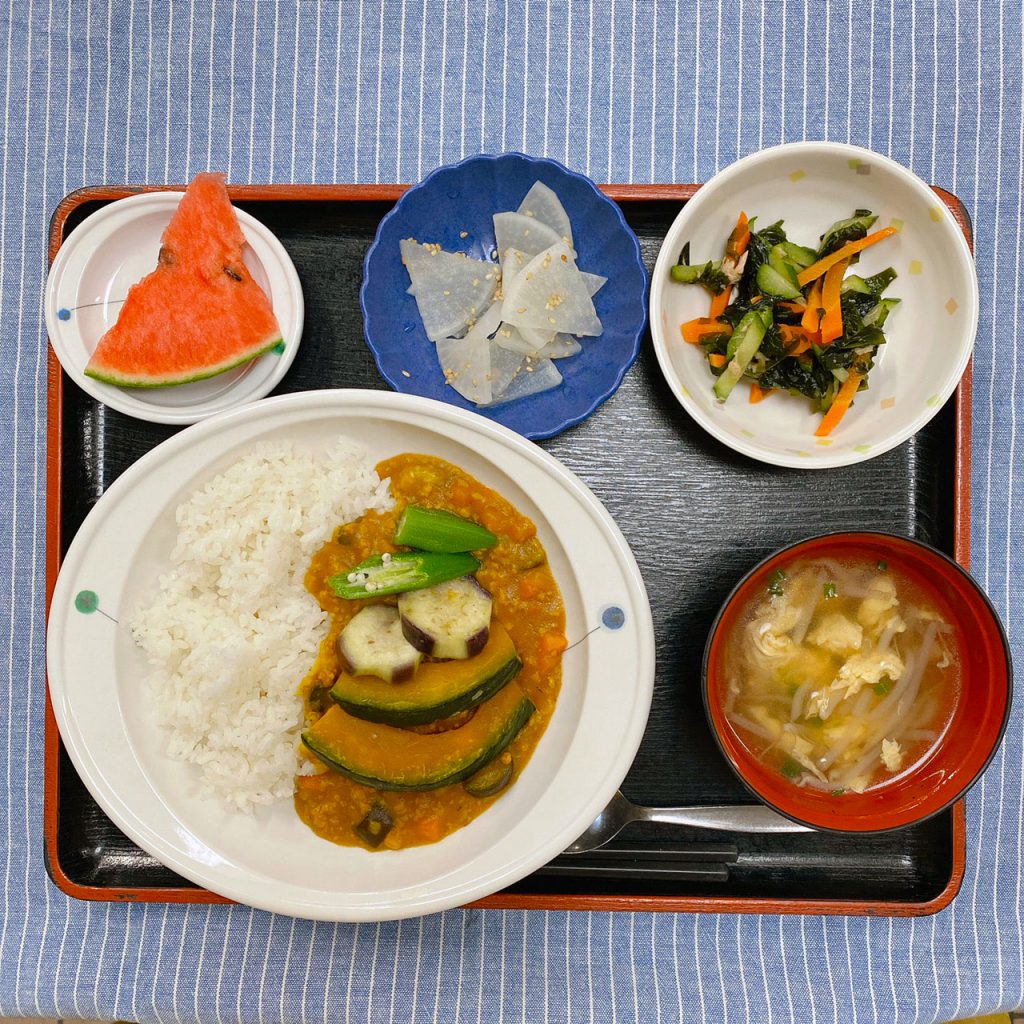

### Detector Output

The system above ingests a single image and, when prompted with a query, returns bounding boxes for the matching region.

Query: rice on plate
[129,438,392,811]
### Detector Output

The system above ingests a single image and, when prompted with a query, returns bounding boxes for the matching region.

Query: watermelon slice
[85,173,283,388]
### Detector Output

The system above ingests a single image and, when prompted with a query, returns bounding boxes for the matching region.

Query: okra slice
[393,505,497,553]
[329,550,481,599]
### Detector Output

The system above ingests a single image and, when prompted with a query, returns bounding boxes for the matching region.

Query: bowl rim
[649,140,980,470]
[359,150,649,440]
[700,530,1013,834]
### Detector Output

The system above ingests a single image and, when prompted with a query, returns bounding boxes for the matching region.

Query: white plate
[649,142,979,468]
[46,390,654,921]
[45,191,304,425]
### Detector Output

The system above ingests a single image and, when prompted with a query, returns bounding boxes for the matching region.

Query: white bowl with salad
[649,142,978,469]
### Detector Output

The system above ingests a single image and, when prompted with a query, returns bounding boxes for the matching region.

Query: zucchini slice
[330,619,521,725]
[303,681,535,791]
[398,576,493,660]
[337,604,423,683]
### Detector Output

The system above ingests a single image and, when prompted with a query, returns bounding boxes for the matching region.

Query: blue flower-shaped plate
[361,153,648,440]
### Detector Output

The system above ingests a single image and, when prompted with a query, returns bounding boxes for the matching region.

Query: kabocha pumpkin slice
[303,680,535,791]
[330,620,521,726]
[85,172,282,388]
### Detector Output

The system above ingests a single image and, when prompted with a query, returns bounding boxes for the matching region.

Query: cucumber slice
[768,244,802,285]
[841,274,872,295]
[337,604,423,682]
[715,309,770,401]
[780,241,817,269]
[756,262,802,300]
[399,576,493,660]
[863,297,900,328]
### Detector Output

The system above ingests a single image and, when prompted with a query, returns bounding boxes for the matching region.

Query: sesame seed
[443,290,450,296]
[460,230,469,238]
[401,369,411,378]
[382,552,392,563]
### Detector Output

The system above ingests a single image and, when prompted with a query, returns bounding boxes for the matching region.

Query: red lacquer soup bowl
[702,532,1012,833]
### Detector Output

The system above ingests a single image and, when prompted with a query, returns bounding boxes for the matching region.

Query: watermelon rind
[85,332,282,388]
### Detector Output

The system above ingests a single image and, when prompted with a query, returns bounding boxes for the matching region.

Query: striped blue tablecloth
[1,2,1020,1021]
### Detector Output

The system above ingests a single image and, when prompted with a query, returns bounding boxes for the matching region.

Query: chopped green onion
[781,758,801,779]
[767,568,787,597]
[823,582,838,600]
[873,677,894,696]
[877,559,889,571]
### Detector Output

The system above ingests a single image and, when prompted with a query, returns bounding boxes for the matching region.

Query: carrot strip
[709,212,754,318]
[819,304,844,345]
[818,259,848,344]
[779,324,818,355]
[797,227,898,286]
[681,317,732,344]
[815,371,864,437]
[726,211,751,260]
[708,352,727,368]
[801,279,824,332]
[709,286,731,318]
[776,300,807,314]
[749,382,774,404]
[821,259,848,310]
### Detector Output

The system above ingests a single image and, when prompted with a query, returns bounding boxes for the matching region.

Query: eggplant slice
[398,576,493,660]
[338,604,423,682]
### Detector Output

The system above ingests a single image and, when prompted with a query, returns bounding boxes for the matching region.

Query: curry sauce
[295,453,565,850]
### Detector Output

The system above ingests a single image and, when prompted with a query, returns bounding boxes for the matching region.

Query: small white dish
[649,142,978,469]
[46,389,655,921]
[45,191,304,425]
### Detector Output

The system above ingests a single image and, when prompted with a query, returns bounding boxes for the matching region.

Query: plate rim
[45,388,656,920]
[44,189,305,426]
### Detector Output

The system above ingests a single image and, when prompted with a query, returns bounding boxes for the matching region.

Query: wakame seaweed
[670,207,901,434]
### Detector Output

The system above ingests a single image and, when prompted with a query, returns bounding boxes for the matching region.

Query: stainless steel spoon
[565,790,812,854]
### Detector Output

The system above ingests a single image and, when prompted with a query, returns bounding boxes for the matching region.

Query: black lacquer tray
[45,184,972,915]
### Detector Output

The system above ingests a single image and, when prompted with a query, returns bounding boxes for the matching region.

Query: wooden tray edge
[43,182,971,917]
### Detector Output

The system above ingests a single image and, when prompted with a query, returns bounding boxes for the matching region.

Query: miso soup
[722,557,959,794]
